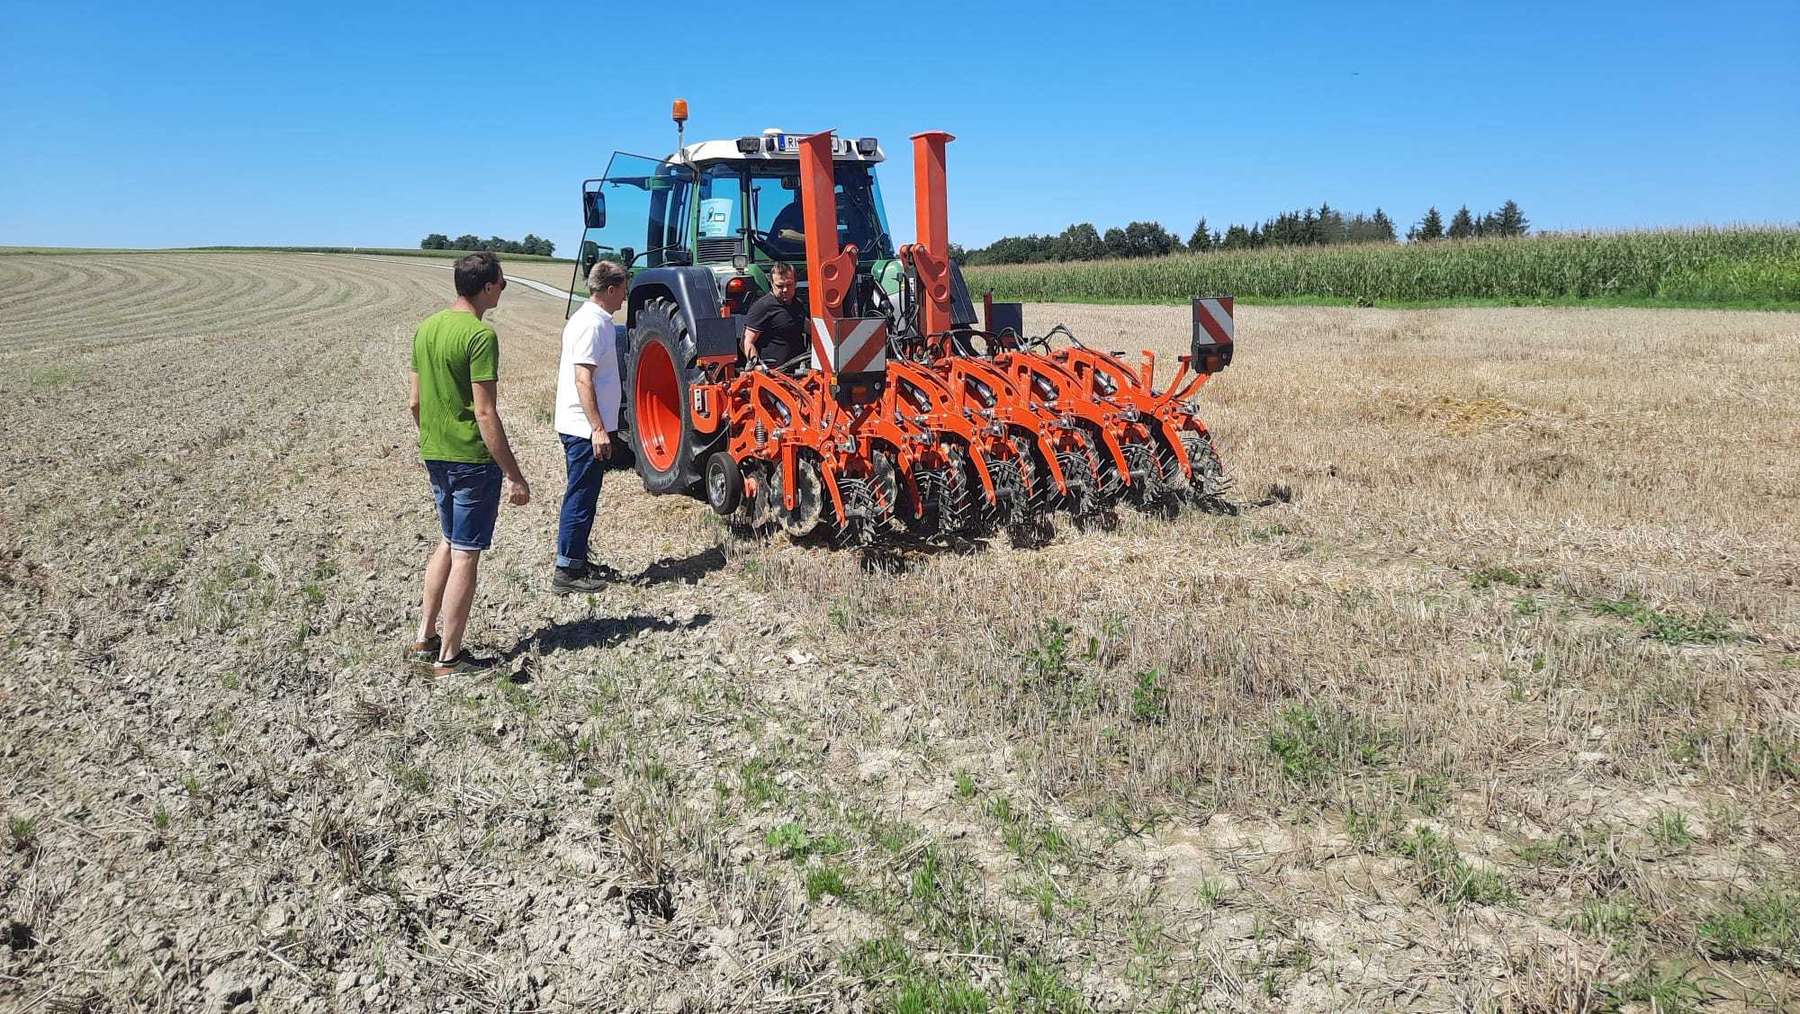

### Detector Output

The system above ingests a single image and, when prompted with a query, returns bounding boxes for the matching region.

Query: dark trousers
[556,433,608,569]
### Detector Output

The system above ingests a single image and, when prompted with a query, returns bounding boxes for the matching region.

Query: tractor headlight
[856,137,879,156]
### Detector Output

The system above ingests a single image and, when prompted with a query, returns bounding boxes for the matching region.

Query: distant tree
[1058,222,1104,261]
[1188,217,1213,252]
[1102,227,1130,259]
[985,235,1045,264]
[1370,208,1396,242]
[1408,207,1445,242]
[1220,224,1253,250]
[1121,221,1177,258]
[1493,200,1529,237]
[421,233,451,250]
[1447,205,1476,240]
[1343,210,1396,244]
[1315,203,1349,244]
[452,234,481,251]
[946,242,969,266]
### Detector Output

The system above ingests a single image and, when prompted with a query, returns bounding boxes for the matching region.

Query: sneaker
[432,650,498,678]
[404,635,440,667]
[553,565,608,595]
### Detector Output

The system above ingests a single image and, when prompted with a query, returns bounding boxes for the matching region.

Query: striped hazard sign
[1192,296,1235,346]
[810,316,888,376]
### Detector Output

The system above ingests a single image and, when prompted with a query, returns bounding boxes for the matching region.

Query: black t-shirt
[744,293,806,368]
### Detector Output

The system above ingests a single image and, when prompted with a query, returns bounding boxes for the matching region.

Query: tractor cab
[569,130,899,321]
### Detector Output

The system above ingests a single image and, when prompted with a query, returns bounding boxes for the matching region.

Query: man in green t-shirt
[406,251,531,676]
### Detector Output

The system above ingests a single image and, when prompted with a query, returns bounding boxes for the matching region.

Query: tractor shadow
[511,612,714,658]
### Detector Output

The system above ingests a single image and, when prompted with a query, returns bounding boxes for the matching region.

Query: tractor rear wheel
[628,298,699,496]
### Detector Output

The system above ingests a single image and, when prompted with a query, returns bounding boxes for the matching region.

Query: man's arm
[471,380,530,505]
[741,298,769,361]
[574,364,611,458]
[408,371,421,427]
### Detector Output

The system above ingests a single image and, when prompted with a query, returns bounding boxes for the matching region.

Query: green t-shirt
[410,309,499,463]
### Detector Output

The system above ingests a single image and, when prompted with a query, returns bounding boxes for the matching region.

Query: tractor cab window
[585,152,694,270]
[744,164,894,265]
[695,166,746,264]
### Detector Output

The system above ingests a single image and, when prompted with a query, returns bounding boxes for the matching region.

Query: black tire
[705,451,743,515]
[627,298,700,495]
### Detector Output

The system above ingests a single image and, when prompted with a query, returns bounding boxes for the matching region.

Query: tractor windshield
[701,162,893,266]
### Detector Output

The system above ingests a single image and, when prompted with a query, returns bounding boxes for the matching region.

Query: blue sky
[3,1,1796,251]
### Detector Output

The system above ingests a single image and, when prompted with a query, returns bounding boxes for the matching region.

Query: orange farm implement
[570,105,1233,544]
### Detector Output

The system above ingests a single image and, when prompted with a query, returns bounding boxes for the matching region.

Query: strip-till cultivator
[572,105,1235,544]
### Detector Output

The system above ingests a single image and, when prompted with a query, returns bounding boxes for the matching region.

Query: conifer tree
[1371,208,1396,242]
[1447,206,1475,240]
[1494,200,1529,237]
[1409,207,1445,242]
[1188,218,1213,252]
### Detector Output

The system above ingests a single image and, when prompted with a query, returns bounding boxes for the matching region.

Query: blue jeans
[426,460,502,551]
[556,433,609,569]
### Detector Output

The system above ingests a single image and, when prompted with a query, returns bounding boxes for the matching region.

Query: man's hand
[593,431,613,461]
[507,475,531,506]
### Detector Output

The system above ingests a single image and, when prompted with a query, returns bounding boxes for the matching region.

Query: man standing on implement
[552,260,627,594]
[740,261,806,370]
[407,251,531,676]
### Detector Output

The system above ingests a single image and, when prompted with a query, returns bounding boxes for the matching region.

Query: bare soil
[2,252,1796,1012]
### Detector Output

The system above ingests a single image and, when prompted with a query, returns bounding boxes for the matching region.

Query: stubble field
[1,252,1796,1012]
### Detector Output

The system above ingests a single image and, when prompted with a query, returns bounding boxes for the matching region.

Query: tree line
[1405,202,1529,242]
[420,233,556,257]
[955,201,1529,266]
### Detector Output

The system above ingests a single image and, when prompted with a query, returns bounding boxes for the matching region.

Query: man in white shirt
[552,260,627,594]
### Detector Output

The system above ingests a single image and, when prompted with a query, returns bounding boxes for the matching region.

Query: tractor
[568,100,1233,543]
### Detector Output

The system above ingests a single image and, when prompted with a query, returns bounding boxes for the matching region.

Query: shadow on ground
[515,612,713,657]
[631,545,728,586]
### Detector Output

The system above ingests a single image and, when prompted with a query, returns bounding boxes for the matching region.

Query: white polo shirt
[555,300,621,438]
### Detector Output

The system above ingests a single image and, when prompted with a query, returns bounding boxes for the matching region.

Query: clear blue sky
[4,1,1796,251]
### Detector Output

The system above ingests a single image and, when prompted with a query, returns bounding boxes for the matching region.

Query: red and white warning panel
[810,316,889,377]
[1190,296,1235,372]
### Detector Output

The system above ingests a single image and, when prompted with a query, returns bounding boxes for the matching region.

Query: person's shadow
[511,612,713,658]
[630,545,727,586]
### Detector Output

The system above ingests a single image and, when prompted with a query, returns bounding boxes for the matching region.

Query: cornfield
[963,227,1800,306]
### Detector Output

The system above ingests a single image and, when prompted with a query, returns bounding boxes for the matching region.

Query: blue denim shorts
[425,460,503,551]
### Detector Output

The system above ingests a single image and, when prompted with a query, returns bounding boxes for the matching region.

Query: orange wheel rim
[634,341,681,472]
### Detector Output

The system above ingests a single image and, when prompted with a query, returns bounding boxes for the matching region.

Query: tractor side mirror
[579,240,599,275]
[620,246,636,268]
[583,191,606,229]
